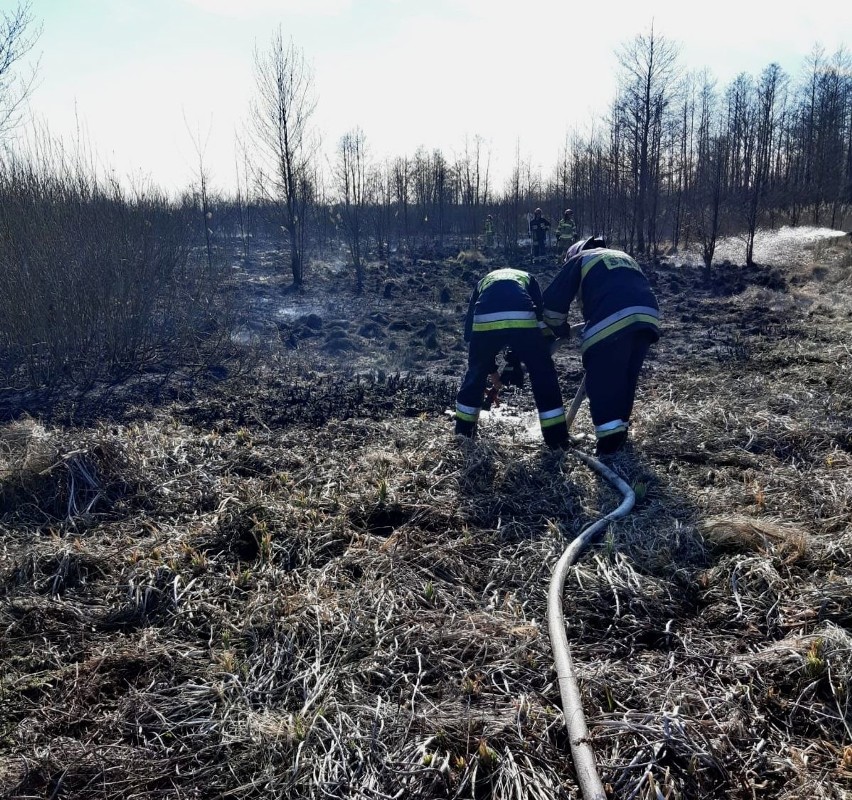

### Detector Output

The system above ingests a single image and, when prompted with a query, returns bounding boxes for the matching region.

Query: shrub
[0,147,228,390]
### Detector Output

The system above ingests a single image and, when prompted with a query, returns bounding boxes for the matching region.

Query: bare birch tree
[615,24,679,255]
[252,30,316,289]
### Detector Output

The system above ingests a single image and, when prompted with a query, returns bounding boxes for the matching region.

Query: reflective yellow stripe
[540,414,567,428]
[580,252,642,282]
[478,269,530,291]
[472,319,540,332]
[596,427,627,439]
[455,409,478,422]
[580,314,660,352]
[580,254,606,280]
[473,310,537,323]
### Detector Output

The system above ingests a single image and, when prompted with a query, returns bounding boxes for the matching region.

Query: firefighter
[556,208,577,253]
[455,267,569,448]
[542,237,660,455]
[483,214,495,250]
[529,208,551,261]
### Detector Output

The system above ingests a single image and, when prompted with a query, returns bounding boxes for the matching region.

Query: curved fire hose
[547,378,636,800]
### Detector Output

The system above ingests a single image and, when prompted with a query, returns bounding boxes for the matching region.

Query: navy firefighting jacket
[542,247,660,353]
[463,268,548,342]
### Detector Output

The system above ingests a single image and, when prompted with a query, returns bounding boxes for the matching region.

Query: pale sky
[12,0,852,196]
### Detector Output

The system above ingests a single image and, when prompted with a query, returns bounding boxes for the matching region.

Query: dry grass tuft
[454,249,487,266]
[700,514,813,562]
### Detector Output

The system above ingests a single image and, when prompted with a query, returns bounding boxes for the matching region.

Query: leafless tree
[691,73,725,272]
[252,30,317,289]
[455,134,490,248]
[185,116,216,278]
[410,147,451,250]
[500,140,527,257]
[234,136,254,261]
[744,64,787,265]
[615,23,679,255]
[336,127,368,292]
[667,73,697,252]
[806,48,852,227]
[391,156,411,251]
[0,2,40,140]
[367,160,392,261]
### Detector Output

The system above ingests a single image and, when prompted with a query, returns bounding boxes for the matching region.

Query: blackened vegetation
[1,239,852,799]
[177,371,457,430]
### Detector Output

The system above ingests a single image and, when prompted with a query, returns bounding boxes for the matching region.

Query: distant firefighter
[483,214,495,249]
[543,237,660,455]
[556,208,577,252]
[455,268,568,449]
[529,208,551,261]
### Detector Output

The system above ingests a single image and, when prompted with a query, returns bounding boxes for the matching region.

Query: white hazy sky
[13,0,852,196]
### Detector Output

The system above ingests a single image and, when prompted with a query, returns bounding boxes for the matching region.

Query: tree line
[234,27,852,290]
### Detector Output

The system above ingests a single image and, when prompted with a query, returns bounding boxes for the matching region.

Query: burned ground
[1,233,851,799]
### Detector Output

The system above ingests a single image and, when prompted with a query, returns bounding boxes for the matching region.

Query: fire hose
[547,377,636,800]
[479,326,632,797]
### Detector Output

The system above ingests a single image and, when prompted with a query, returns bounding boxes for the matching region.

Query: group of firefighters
[455,222,660,457]
[482,208,578,260]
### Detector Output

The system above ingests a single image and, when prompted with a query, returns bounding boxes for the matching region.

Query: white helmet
[566,236,606,259]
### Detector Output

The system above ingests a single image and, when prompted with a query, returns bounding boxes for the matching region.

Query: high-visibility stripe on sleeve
[579,254,606,280]
[580,307,660,352]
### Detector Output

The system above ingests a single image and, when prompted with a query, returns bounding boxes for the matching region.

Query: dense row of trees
[241,27,851,280]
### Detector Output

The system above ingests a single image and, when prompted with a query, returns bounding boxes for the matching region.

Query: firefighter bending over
[455,268,569,449]
[543,237,660,456]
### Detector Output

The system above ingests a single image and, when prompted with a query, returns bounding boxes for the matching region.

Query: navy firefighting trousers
[582,329,654,454]
[455,329,568,447]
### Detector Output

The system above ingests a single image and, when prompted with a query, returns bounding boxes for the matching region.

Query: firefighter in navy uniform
[529,208,551,261]
[455,268,569,448]
[542,237,660,455]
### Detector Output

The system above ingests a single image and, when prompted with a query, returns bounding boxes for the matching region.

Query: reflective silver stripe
[595,419,627,434]
[582,306,659,341]
[595,419,626,432]
[539,407,566,420]
[456,402,480,416]
[473,310,538,323]
[543,308,567,326]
